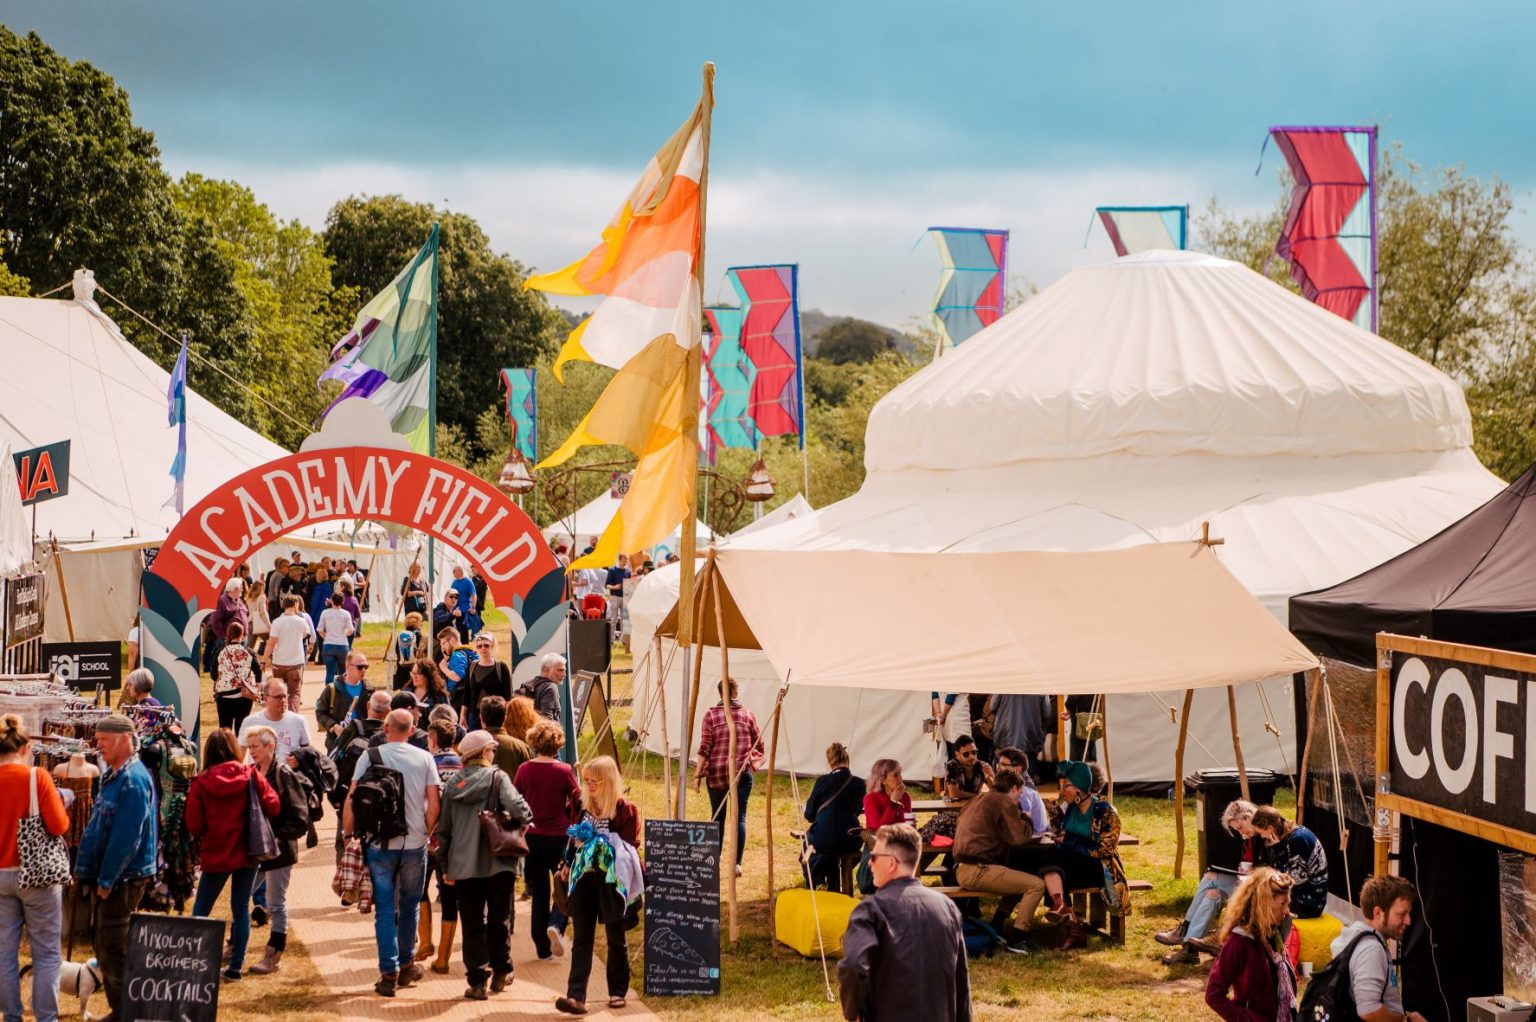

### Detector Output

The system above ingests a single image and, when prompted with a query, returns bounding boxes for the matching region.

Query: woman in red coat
[1205,867,1298,1022]
[187,727,279,981]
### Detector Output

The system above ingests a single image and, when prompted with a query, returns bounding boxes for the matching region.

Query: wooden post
[655,635,672,815]
[674,62,715,819]
[678,558,711,818]
[712,548,741,946]
[765,685,786,957]
[1374,643,1393,876]
[48,538,76,642]
[1296,669,1323,826]
[1101,695,1114,802]
[1056,694,1068,769]
[1173,689,1194,880]
[1227,685,1250,801]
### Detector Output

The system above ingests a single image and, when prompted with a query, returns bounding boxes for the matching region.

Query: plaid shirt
[696,700,763,791]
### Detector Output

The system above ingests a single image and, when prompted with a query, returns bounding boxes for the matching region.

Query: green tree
[817,317,897,364]
[323,195,565,461]
[172,174,355,448]
[0,243,28,296]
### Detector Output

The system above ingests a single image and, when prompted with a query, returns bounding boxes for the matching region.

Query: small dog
[20,958,103,1019]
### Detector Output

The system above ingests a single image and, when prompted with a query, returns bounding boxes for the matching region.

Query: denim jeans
[1184,871,1239,938]
[707,771,754,865]
[0,870,61,1022]
[365,845,428,975]
[321,644,349,688]
[263,865,293,947]
[193,866,258,970]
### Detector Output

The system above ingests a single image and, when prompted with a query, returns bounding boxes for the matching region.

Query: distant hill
[801,308,922,358]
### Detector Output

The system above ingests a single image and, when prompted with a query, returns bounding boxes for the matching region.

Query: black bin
[1186,768,1279,874]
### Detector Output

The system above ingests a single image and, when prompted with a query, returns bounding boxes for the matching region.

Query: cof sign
[3,572,44,645]
[43,641,122,692]
[1379,635,1536,856]
[11,440,70,506]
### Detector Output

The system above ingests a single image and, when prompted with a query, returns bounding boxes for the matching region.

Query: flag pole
[426,222,441,644]
[675,62,715,820]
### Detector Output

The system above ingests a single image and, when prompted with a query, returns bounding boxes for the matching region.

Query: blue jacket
[75,756,158,890]
[308,581,335,625]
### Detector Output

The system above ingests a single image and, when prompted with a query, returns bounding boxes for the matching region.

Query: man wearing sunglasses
[838,823,971,1022]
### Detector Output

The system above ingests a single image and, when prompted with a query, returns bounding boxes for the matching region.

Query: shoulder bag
[246,770,280,863]
[18,768,71,889]
[478,768,530,859]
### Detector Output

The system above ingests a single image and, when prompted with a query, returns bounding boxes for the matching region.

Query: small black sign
[121,912,225,1022]
[3,572,44,646]
[644,819,721,996]
[42,641,122,692]
[572,670,598,733]
[12,439,70,505]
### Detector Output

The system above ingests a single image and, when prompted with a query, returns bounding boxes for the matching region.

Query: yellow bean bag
[775,889,859,958]
[1292,913,1343,970]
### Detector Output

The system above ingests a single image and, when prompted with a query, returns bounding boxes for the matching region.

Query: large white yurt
[630,250,1503,786]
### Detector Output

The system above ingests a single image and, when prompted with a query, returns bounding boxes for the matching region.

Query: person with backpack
[342,709,442,998]
[838,823,971,1022]
[457,633,513,731]
[187,728,280,982]
[1205,867,1298,1022]
[1316,875,1425,1022]
[316,653,376,753]
[242,725,312,976]
[437,730,531,1001]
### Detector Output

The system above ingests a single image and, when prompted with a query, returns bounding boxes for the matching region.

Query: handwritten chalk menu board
[121,912,225,1022]
[645,819,721,996]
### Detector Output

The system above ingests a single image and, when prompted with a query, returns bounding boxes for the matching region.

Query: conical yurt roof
[868,250,1471,472]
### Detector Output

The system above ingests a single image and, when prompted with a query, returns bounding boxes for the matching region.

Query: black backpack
[350,747,408,846]
[330,729,374,811]
[1298,929,1380,1022]
[272,768,313,843]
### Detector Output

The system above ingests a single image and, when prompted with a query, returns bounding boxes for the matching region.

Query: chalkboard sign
[644,818,721,996]
[121,912,225,1022]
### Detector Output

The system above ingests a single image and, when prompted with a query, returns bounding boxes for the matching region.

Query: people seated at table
[952,768,1043,953]
[802,742,866,893]
[1156,799,1258,962]
[1040,761,1130,950]
[862,759,911,830]
[1250,804,1327,919]
[994,746,1049,834]
[919,735,993,844]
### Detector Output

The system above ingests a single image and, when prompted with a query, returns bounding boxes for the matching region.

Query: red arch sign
[151,447,558,610]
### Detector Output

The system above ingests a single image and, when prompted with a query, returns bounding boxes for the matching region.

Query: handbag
[18,768,70,889]
[477,769,529,859]
[246,770,280,863]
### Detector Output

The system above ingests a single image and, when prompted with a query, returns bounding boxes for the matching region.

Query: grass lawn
[33,611,1285,1022]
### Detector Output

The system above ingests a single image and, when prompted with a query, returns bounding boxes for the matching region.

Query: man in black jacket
[518,653,565,722]
[838,823,971,1022]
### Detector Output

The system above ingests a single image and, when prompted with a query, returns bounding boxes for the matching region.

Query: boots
[1154,920,1189,947]
[249,947,283,975]
[1059,916,1088,950]
[415,902,435,962]
[431,921,456,974]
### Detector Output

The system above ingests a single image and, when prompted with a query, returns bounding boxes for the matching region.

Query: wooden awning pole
[49,538,76,642]
[1056,694,1068,766]
[1227,685,1250,801]
[764,684,787,957]
[712,548,740,946]
[677,557,711,818]
[1173,689,1194,880]
[655,634,671,814]
[1101,695,1114,801]
[1296,668,1323,826]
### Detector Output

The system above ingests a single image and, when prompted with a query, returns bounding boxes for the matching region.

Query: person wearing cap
[74,715,157,1020]
[1040,760,1130,950]
[370,691,430,751]
[437,730,530,1000]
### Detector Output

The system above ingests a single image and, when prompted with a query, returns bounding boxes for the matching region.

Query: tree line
[4,25,1535,534]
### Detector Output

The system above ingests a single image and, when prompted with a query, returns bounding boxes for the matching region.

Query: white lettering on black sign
[1390,654,1536,827]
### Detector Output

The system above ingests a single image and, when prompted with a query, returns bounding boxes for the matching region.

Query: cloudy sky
[7,1,1534,326]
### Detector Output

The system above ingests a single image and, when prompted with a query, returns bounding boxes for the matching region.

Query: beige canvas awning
[656,542,1317,694]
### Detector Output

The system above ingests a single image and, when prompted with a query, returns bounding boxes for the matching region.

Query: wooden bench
[932,879,1154,945]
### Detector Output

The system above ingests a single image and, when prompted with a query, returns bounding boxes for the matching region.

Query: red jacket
[186,762,279,873]
[1205,928,1291,1022]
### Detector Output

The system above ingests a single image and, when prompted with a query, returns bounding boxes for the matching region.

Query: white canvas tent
[632,250,1504,784]
[0,444,31,576]
[0,280,448,641]
[543,488,714,559]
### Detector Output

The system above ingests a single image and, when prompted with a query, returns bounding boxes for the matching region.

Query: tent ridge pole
[1227,685,1250,801]
[1173,689,1194,880]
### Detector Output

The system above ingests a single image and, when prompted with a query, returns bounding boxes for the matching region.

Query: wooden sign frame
[573,669,620,765]
[1375,633,1536,872]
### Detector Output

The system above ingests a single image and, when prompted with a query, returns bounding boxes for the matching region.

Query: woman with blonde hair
[555,755,638,1015]
[1205,867,1298,1022]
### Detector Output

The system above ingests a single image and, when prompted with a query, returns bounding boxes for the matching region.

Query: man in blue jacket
[74,714,157,1022]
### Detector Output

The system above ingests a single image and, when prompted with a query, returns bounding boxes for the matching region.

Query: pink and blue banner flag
[499,368,537,460]
[728,264,804,448]
[928,227,1008,352]
[163,334,188,514]
[1094,206,1188,256]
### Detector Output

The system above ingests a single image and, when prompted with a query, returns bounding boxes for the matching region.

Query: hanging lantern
[497,448,535,496]
[743,458,775,503]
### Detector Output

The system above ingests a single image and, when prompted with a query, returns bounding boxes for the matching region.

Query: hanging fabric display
[927,227,1008,354]
[1094,206,1189,256]
[499,368,538,460]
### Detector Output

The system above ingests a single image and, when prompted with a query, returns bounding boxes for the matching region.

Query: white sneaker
[735,864,743,878]
[547,925,566,958]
